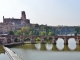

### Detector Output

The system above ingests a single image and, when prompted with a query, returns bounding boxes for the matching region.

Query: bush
[24,37,30,41]
[35,37,40,41]
[8,30,14,35]
[45,37,52,41]
[14,38,20,42]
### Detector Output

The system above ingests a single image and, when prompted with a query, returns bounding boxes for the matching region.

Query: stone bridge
[1,35,80,45]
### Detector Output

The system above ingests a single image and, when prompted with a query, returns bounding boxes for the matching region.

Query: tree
[75,27,80,36]
[74,31,77,36]
[32,29,39,36]
[35,37,40,41]
[29,31,33,36]
[24,37,30,41]
[48,31,55,36]
[21,26,26,35]
[40,31,46,36]
[41,26,44,30]
[8,30,14,35]
[15,30,22,35]
[35,24,39,28]
[48,31,53,36]
[21,26,30,35]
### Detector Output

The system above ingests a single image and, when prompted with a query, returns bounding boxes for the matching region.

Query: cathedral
[3,11,30,26]
[0,11,31,34]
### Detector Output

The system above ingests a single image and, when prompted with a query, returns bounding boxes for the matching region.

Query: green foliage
[21,26,30,35]
[44,37,52,41]
[15,30,22,35]
[32,29,39,36]
[48,31,55,36]
[48,31,53,36]
[75,27,80,36]
[74,32,77,36]
[14,38,19,42]
[29,31,33,36]
[40,31,46,36]
[35,24,39,28]
[8,30,14,35]
[35,37,40,41]
[24,37,30,41]
[13,25,56,36]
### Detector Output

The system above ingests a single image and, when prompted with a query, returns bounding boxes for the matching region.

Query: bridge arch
[14,37,20,42]
[68,38,76,50]
[7,38,11,43]
[68,38,76,44]
[56,38,64,44]
[24,37,30,41]
[56,38,64,50]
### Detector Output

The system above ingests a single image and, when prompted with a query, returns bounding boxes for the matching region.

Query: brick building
[0,11,31,34]
[3,11,30,25]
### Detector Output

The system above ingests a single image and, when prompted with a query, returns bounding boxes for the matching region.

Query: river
[0,38,80,60]
[0,46,10,60]
[9,38,80,60]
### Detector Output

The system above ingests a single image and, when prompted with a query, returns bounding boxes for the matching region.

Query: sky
[0,0,80,26]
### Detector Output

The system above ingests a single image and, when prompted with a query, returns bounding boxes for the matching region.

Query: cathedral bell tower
[21,11,26,24]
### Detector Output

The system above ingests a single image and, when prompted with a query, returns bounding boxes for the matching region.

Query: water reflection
[40,44,46,50]
[35,43,41,50]
[0,46,10,60]
[10,44,80,60]
[11,43,80,51]
[63,45,70,51]
[56,44,64,50]
[45,43,53,51]
[0,46,5,54]
[10,38,80,60]
[68,44,76,50]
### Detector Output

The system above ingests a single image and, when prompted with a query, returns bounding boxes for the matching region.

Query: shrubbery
[24,37,30,41]
[35,37,40,41]
[14,38,20,42]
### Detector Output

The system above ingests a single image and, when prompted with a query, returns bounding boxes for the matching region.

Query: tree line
[8,24,56,36]
[8,24,80,36]
[75,27,80,36]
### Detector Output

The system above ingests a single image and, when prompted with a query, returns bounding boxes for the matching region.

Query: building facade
[3,11,30,25]
[0,11,31,34]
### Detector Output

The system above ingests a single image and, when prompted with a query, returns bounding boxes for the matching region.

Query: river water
[9,38,80,60]
[0,38,80,60]
[0,46,10,60]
